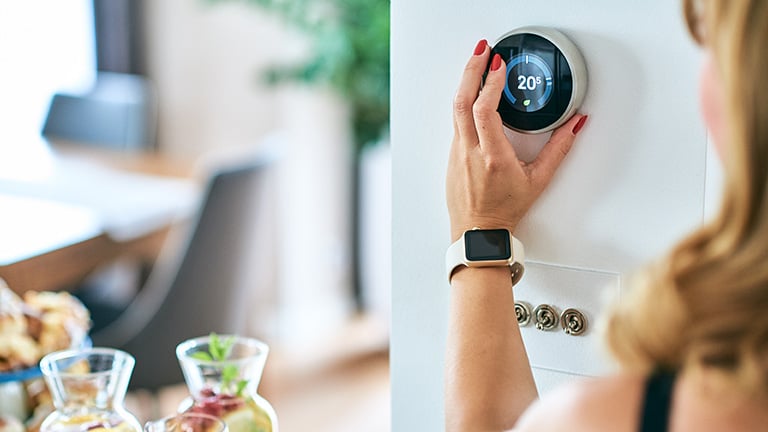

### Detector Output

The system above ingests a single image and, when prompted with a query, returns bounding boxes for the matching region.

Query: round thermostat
[487,26,587,134]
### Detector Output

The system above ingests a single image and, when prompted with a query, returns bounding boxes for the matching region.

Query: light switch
[515,261,620,376]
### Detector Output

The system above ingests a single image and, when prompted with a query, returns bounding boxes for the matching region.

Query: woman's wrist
[450,265,515,289]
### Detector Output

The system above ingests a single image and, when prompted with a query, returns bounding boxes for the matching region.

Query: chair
[42,71,156,151]
[91,149,274,390]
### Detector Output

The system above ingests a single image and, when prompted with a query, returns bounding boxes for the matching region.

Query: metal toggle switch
[533,304,559,331]
[514,301,531,326]
[561,308,588,336]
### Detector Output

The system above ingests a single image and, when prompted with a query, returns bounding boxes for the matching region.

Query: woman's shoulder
[514,373,647,432]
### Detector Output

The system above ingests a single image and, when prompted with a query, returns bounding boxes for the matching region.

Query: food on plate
[0,333,40,371]
[0,288,26,334]
[0,285,40,371]
[23,291,90,355]
[0,280,90,372]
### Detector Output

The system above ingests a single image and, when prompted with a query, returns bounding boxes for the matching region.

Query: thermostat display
[488,27,587,134]
[504,53,553,112]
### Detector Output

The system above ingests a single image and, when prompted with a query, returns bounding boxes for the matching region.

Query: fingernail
[572,115,589,135]
[473,39,488,56]
[490,54,502,71]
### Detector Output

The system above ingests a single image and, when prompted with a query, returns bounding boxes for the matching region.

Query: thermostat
[487,26,587,134]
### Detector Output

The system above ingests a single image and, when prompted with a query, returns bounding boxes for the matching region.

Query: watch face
[464,229,511,261]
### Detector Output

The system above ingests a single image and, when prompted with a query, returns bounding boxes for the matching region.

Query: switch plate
[532,367,588,394]
[516,261,620,376]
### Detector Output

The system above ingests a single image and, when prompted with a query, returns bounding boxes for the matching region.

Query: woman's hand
[445,41,589,431]
[446,39,588,241]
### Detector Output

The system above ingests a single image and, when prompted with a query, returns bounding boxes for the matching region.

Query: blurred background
[0,0,389,430]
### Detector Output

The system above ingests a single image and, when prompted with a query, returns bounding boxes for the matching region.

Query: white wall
[144,2,355,345]
[392,1,710,429]
[144,0,305,158]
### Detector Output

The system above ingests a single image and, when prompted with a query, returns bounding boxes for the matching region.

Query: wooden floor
[268,352,390,432]
[125,316,390,432]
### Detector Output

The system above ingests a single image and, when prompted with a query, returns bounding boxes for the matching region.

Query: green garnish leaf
[209,333,222,360]
[202,332,252,396]
[222,364,239,388]
[235,379,248,397]
[208,332,236,361]
[191,351,213,362]
[219,336,235,360]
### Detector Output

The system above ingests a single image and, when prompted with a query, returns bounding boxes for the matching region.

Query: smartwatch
[445,228,525,285]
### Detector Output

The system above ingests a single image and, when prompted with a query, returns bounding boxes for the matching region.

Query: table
[0,139,199,294]
[0,219,171,294]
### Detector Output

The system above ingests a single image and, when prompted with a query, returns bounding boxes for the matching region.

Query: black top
[639,371,677,432]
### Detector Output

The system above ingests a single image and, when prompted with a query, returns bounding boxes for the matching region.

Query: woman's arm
[446,266,536,431]
[444,39,588,431]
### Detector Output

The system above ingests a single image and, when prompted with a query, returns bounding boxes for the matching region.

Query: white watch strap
[445,231,525,284]
[445,237,467,282]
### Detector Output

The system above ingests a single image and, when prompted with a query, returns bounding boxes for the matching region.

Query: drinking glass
[39,348,141,432]
[176,335,277,432]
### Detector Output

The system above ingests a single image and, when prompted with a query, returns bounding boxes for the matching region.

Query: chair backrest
[91,153,272,390]
[42,72,156,151]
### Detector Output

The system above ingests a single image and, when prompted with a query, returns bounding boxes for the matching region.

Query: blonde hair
[605,0,768,395]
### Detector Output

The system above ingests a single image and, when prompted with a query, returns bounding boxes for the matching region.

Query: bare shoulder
[514,373,646,432]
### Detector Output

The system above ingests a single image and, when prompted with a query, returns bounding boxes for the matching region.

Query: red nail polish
[474,39,488,56]
[572,115,588,135]
[490,54,502,71]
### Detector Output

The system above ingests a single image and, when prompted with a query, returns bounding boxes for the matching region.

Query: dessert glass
[176,335,277,432]
[39,348,141,432]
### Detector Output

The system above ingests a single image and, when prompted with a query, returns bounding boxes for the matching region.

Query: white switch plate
[532,367,588,395]
[516,261,620,376]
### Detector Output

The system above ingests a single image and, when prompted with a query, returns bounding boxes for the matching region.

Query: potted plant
[205,0,390,151]
[205,0,390,313]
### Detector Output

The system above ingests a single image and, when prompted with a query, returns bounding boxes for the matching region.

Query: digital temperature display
[487,29,584,133]
[504,53,554,112]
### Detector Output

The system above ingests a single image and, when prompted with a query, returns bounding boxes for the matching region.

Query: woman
[445,0,768,430]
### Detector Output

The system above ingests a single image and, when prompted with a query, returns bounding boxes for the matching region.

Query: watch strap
[445,236,467,282]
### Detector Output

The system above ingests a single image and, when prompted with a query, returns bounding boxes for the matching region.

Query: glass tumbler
[39,348,142,432]
[176,335,277,432]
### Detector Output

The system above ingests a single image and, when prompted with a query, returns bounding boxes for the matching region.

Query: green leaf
[190,351,213,362]
[208,332,236,361]
[220,336,236,360]
[222,365,238,381]
[222,364,239,388]
[235,379,249,397]
[209,333,222,360]
[202,332,252,395]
